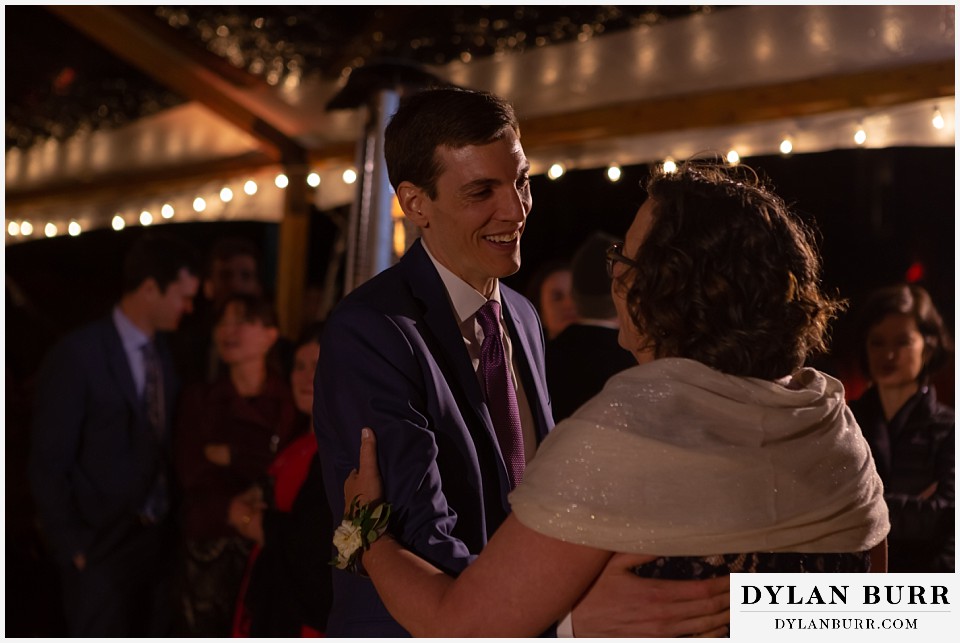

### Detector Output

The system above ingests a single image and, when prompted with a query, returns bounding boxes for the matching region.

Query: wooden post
[275,164,310,341]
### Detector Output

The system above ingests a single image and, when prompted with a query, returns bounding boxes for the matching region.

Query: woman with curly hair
[340,159,890,637]
[849,284,954,572]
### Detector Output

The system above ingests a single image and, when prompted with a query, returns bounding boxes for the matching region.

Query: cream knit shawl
[510,358,889,555]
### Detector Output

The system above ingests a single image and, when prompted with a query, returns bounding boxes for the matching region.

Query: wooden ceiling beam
[520,61,954,149]
[47,5,307,164]
[5,152,277,211]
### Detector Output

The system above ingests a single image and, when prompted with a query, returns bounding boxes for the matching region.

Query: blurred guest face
[539,269,578,339]
[214,301,278,366]
[866,313,926,388]
[205,255,260,303]
[290,340,321,416]
[612,200,656,365]
[153,268,199,332]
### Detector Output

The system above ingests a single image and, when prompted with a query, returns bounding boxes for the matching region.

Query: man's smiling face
[418,127,532,297]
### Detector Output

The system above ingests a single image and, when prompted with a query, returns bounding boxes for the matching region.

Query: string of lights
[6,97,954,244]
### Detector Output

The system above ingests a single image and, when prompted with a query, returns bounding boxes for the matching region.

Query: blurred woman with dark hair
[230,322,334,636]
[173,294,298,636]
[849,284,954,572]
[336,159,890,637]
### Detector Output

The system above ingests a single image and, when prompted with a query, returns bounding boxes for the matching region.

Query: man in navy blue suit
[30,233,199,636]
[316,88,728,636]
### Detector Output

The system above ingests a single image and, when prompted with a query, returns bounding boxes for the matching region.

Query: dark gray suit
[29,315,177,636]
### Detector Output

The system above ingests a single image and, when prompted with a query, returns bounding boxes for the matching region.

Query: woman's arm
[348,428,621,636]
[367,513,615,636]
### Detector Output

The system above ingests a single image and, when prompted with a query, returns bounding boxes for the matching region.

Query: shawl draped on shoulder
[509,358,889,555]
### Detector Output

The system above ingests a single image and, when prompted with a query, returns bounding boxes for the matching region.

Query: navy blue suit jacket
[315,240,554,636]
[29,315,177,566]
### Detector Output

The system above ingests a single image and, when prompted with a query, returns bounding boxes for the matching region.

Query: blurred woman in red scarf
[230,323,333,637]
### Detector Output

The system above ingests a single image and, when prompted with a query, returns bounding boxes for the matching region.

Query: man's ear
[396,182,429,229]
[140,277,161,299]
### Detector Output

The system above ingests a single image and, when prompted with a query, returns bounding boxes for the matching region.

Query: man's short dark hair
[121,233,199,294]
[572,231,619,319]
[384,87,519,198]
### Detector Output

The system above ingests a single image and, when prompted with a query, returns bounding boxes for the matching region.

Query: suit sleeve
[315,305,475,574]
[28,340,95,564]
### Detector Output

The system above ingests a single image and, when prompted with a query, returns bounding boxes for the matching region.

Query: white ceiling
[5,4,955,238]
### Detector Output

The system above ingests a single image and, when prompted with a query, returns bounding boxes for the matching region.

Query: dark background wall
[6,147,955,387]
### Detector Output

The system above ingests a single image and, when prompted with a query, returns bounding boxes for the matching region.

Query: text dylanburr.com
[730,573,958,641]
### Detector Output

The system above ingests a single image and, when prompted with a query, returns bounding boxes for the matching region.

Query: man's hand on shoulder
[570,553,730,637]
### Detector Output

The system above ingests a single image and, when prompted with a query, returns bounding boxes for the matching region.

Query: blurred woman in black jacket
[229,323,332,636]
[849,284,954,572]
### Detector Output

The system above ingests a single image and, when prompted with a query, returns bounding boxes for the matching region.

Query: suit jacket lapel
[402,241,505,462]
[500,289,552,441]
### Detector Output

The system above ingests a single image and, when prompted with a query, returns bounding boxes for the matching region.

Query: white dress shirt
[422,242,538,463]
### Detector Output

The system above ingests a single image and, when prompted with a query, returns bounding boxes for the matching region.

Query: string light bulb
[112,215,125,231]
[20,220,33,235]
[244,180,258,195]
[662,158,677,174]
[932,108,945,130]
[44,222,58,237]
[140,210,154,226]
[68,220,82,236]
[854,125,867,145]
[193,197,207,213]
[779,138,793,155]
[220,187,234,202]
[605,164,622,182]
[307,172,321,187]
[161,204,175,219]
[547,163,565,180]
[343,168,358,184]
[275,174,289,189]
[726,150,741,165]
[7,221,20,236]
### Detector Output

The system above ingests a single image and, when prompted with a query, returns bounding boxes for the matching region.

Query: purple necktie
[142,342,165,437]
[141,341,169,522]
[476,300,525,489]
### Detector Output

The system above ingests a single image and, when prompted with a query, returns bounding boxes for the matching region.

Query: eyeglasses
[605,242,640,278]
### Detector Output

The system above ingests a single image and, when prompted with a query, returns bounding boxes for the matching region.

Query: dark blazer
[315,239,554,636]
[29,314,177,566]
[850,385,954,572]
[545,322,637,421]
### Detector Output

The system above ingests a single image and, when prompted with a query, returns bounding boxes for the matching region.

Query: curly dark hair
[620,158,845,380]
[856,283,953,383]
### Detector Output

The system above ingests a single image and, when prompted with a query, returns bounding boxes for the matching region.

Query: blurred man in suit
[30,233,199,636]
[547,231,637,421]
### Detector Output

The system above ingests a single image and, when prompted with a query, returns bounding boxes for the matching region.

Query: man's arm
[570,553,730,637]
[315,305,474,571]
[28,340,93,566]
